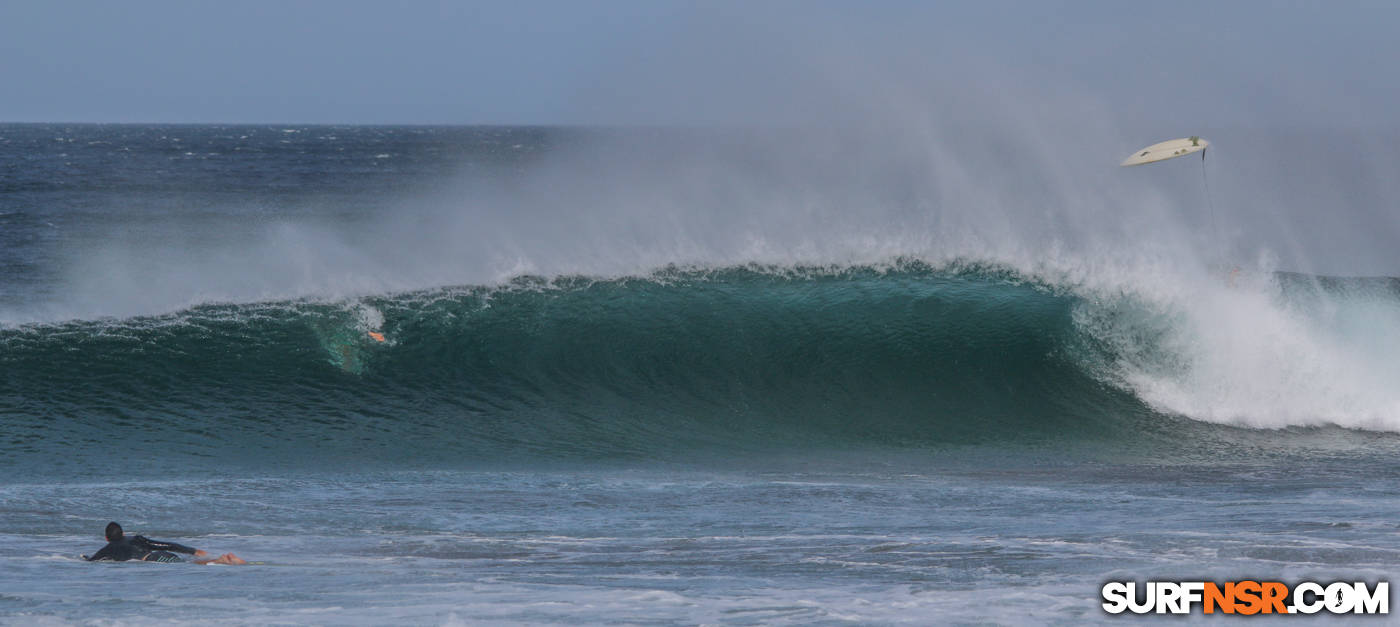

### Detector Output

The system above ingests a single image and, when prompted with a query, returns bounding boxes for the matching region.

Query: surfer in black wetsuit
[84,522,246,565]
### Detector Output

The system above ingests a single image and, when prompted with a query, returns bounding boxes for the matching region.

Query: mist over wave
[3,118,1353,322]
[11,122,1398,323]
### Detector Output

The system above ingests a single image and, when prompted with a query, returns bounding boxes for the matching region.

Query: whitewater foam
[1077,267,1400,431]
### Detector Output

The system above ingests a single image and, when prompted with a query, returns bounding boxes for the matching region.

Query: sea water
[2,125,1399,624]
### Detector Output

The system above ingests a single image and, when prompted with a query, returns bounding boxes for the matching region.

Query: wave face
[4,263,1400,473]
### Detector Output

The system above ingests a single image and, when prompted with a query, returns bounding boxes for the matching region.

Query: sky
[1,1,1398,127]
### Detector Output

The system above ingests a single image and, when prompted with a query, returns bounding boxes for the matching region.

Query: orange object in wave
[368,331,386,342]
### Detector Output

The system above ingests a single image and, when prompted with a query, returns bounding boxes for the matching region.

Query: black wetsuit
[85,535,198,563]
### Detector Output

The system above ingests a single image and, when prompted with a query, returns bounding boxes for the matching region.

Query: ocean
[2,124,1399,624]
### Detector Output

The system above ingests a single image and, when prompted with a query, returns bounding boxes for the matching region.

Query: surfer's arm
[85,546,113,561]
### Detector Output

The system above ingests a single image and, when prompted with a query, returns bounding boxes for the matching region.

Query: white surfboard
[1120,137,1208,166]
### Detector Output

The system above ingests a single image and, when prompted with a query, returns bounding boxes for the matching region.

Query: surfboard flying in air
[1120,134,1236,279]
[1120,136,1208,166]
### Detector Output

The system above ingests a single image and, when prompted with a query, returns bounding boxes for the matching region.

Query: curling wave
[3,262,1399,470]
